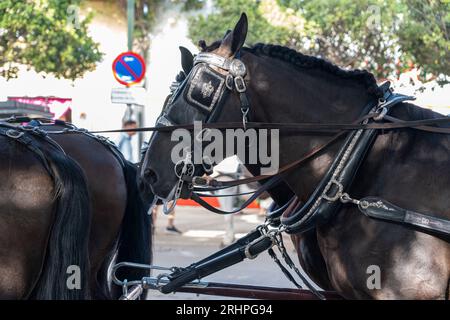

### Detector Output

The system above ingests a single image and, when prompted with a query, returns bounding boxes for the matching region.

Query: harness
[0,121,66,178]
[2,117,127,168]
[4,51,449,300]
[123,50,450,299]
[152,50,450,239]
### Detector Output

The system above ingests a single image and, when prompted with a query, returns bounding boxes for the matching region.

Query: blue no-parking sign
[112,52,146,86]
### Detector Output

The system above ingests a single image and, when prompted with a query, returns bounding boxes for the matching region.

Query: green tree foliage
[397,0,449,84]
[188,0,450,83]
[0,0,103,80]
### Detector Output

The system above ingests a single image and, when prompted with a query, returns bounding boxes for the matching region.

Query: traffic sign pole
[126,0,135,124]
[112,1,146,160]
[127,0,135,52]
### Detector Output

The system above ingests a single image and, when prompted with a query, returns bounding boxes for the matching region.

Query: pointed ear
[218,13,248,57]
[179,46,194,74]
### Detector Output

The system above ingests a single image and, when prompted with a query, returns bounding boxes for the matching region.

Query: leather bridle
[155,51,251,128]
[151,51,257,212]
[194,52,251,128]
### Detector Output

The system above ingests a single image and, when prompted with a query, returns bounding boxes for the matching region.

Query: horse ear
[179,46,194,74]
[219,13,248,57]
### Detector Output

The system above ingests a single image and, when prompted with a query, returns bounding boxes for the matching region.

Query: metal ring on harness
[373,106,388,121]
[322,179,344,202]
[5,129,24,139]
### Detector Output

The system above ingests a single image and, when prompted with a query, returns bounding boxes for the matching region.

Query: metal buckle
[225,75,234,90]
[5,129,24,139]
[322,179,344,202]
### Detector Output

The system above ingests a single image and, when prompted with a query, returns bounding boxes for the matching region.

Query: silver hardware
[194,53,231,70]
[225,74,234,90]
[164,149,195,215]
[119,285,143,300]
[358,199,394,211]
[360,200,370,209]
[201,81,215,98]
[229,59,247,77]
[112,262,178,287]
[122,279,128,297]
[156,273,171,289]
[322,179,344,202]
[163,198,178,215]
[373,106,388,121]
[146,276,208,291]
[339,193,360,205]
[270,231,325,300]
[5,129,24,139]
[241,108,249,129]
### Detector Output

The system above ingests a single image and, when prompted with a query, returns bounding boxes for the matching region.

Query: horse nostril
[144,168,158,185]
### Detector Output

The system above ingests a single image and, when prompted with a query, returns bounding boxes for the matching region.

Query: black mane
[200,41,383,97]
[247,43,383,98]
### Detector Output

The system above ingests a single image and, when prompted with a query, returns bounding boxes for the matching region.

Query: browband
[194,52,247,77]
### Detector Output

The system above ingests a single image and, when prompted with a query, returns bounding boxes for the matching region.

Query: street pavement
[146,205,313,300]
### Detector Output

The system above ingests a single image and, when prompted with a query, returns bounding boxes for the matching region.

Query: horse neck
[249,57,375,198]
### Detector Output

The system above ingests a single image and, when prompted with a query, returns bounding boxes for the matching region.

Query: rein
[7,115,450,136]
[84,116,450,135]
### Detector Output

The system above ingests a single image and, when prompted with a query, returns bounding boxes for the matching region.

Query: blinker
[185,64,226,113]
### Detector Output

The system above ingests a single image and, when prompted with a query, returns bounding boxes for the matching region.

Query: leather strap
[6,114,450,135]
[86,116,450,134]
[190,175,283,214]
[186,114,372,189]
[358,197,450,236]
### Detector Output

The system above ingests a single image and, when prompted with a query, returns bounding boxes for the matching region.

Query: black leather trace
[358,197,450,236]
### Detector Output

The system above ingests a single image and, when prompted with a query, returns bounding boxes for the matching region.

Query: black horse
[47,124,152,299]
[140,14,449,299]
[0,122,151,299]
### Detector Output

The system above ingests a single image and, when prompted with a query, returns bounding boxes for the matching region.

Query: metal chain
[163,148,194,214]
[272,232,325,300]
